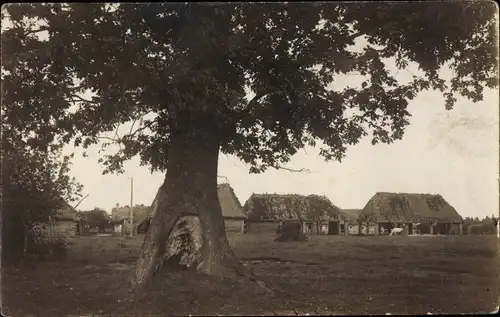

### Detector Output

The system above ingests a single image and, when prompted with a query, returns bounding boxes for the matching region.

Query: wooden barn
[217,183,247,233]
[52,202,86,237]
[359,192,464,235]
[243,193,344,235]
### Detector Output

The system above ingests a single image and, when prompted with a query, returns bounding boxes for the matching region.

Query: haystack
[274,220,308,242]
[359,192,463,223]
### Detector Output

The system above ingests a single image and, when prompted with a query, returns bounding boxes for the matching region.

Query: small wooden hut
[52,202,87,237]
[243,193,344,235]
[359,192,464,235]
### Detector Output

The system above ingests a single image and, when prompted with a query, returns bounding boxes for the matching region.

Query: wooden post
[240,220,245,234]
[430,223,434,235]
[458,222,463,235]
[337,221,341,236]
[130,177,134,237]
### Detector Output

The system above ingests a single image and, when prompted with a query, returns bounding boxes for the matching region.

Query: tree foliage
[1,2,498,174]
[1,126,82,263]
[81,208,111,228]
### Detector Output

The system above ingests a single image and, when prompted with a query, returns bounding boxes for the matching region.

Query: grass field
[2,234,499,316]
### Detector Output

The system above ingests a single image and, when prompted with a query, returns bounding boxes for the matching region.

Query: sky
[2,8,498,219]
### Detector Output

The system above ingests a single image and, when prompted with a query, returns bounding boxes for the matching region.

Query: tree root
[217,255,277,296]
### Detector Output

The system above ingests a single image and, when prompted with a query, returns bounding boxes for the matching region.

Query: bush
[50,237,69,257]
[467,224,496,235]
[275,221,308,242]
[25,235,69,262]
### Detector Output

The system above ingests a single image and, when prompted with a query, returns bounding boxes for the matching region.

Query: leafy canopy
[1,126,83,227]
[2,3,497,174]
[81,208,111,228]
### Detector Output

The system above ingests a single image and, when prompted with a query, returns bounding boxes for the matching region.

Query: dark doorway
[378,222,394,235]
[436,222,450,235]
[328,221,339,235]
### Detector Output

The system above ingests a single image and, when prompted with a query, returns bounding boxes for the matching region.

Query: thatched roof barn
[243,193,343,221]
[217,183,247,219]
[359,192,463,224]
[111,204,151,223]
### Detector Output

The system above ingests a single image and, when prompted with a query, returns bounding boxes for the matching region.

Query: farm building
[111,203,151,235]
[112,204,150,223]
[52,202,87,237]
[243,193,344,235]
[339,209,378,236]
[359,192,464,235]
[135,183,247,234]
[217,183,247,233]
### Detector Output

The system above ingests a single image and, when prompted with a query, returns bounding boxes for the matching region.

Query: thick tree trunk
[133,123,255,289]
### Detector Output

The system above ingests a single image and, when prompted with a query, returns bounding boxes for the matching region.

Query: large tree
[2,2,497,287]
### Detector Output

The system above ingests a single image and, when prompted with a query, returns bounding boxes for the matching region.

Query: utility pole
[130,177,134,237]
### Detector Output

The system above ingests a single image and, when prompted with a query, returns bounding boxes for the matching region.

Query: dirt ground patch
[2,234,499,315]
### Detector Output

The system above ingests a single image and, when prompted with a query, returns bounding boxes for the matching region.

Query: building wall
[320,223,329,234]
[360,223,368,235]
[224,219,244,233]
[247,221,280,234]
[368,224,377,235]
[449,223,461,235]
[347,224,359,235]
[53,220,77,237]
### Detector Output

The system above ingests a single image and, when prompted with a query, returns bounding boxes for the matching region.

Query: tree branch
[246,92,268,109]
[24,27,50,36]
[272,164,311,173]
[217,175,231,183]
[73,194,89,210]
[69,94,100,104]
[96,136,120,142]
[346,31,362,42]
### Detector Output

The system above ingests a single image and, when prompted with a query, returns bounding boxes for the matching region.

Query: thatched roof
[217,183,247,219]
[109,219,126,225]
[340,209,361,222]
[112,204,151,223]
[53,201,79,221]
[359,192,463,223]
[243,193,343,221]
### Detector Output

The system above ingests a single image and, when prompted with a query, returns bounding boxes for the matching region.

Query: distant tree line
[78,208,119,234]
[463,216,498,235]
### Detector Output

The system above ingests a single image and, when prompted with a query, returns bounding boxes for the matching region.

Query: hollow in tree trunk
[133,123,258,289]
